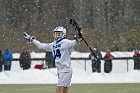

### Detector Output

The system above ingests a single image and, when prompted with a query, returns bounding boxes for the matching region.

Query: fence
[12,57,134,72]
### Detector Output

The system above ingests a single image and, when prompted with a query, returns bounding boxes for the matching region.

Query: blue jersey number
[53,49,61,59]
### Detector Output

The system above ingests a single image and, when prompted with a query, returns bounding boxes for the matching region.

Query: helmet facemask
[53,27,66,41]
[54,31,63,40]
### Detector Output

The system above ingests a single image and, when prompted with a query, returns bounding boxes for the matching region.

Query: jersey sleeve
[67,40,78,48]
[32,39,52,52]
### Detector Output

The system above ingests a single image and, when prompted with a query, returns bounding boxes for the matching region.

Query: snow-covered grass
[0,51,140,84]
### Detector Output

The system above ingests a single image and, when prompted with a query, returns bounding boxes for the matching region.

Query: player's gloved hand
[23,32,36,42]
[74,30,83,42]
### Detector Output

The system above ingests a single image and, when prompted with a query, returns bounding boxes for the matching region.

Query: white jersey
[33,39,78,73]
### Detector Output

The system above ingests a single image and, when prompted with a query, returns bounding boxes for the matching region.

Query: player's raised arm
[23,32,52,51]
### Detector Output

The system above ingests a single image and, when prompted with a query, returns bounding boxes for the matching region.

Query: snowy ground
[0,51,140,84]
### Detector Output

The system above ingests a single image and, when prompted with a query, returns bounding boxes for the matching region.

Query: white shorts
[57,72,72,87]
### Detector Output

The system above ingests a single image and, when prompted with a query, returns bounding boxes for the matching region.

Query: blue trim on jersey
[54,37,65,44]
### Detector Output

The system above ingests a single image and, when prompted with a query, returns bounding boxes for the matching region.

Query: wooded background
[0,0,140,52]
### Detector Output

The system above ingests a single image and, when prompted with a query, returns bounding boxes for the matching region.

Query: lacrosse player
[23,26,82,93]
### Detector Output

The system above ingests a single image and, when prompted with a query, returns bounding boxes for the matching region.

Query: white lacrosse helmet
[53,27,66,41]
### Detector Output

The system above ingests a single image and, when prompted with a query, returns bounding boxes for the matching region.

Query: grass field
[0,84,140,93]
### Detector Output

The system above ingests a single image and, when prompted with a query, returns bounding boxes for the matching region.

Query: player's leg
[56,86,64,93]
[63,87,69,93]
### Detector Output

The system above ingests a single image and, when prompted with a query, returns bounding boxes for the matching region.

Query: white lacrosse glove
[23,32,36,42]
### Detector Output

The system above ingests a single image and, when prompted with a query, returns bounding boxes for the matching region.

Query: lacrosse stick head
[70,19,81,31]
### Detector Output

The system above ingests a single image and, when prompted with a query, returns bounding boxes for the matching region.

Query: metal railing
[12,57,134,72]
[12,57,133,61]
